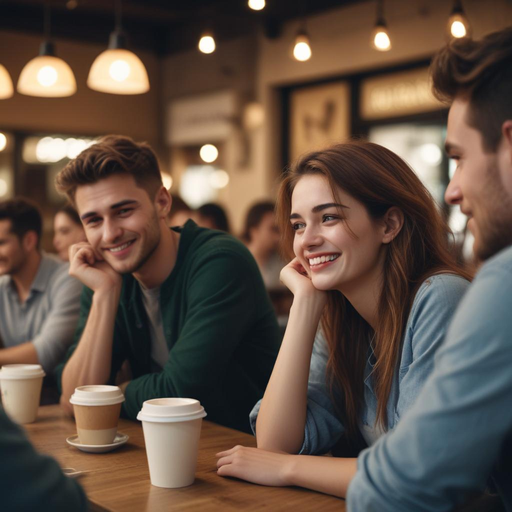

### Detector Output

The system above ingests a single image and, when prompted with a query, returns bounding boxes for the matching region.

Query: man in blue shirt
[347,28,512,511]
[0,198,82,373]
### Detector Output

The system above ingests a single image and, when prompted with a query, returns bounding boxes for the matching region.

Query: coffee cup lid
[0,364,45,380]
[137,398,207,423]
[70,385,125,406]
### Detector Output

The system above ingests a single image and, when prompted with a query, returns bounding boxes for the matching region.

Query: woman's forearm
[256,294,325,453]
[286,455,358,498]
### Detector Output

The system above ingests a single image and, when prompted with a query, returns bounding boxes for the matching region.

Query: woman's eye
[323,214,338,222]
[292,222,305,231]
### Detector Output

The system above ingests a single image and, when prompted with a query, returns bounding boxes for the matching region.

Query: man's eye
[87,217,101,225]
[118,208,132,215]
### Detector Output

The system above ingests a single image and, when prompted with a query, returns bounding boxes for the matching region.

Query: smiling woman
[216,140,473,497]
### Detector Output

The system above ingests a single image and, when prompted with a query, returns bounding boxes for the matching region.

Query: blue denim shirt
[347,245,512,512]
[250,274,469,454]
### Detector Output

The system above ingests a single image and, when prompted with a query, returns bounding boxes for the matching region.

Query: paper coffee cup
[137,398,207,488]
[0,364,45,424]
[70,385,125,445]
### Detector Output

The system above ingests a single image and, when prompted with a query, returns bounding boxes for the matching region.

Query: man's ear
[155,186,172,219]
[503,120,512,155]
[22,231,38,252]
[382,207,404,244]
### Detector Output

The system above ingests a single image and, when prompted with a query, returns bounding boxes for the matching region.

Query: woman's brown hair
[277,140,472,436]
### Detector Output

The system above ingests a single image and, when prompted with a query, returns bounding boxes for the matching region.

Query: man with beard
[0,198,82,373]
[55,135,280,433]
[347,28,512,511]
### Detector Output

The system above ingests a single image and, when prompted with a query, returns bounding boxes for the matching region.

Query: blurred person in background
[53,204,86,262]
[196,202,231,233]
[241,201,283,290]
[166,194,194,227]
[0,198,82,373]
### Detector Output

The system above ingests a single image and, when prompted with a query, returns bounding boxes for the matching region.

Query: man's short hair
[430,27,512,152]
[55,135,163,203]
[0,197,42,248]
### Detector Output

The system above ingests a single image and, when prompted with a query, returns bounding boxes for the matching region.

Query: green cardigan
[57,221,280,433]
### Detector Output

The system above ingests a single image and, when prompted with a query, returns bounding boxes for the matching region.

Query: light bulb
[37,66,58,87]
[199,35,216,54]
[293,34,312,62]
[447,2,471,39]
[450,17,468,38]
[0,133,6,152]
[374,30,391,51]
[109,60,131,82]
[209,170,229,189]
[371,24,391,51]
[200,144,218,163]
[248,0,265,11]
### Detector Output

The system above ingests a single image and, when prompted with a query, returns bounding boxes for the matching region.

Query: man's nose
[102,219,122,244]
[445,168,463,205]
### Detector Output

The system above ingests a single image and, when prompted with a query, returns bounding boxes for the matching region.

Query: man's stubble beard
[474,161,512,261]
[112,209,162,276]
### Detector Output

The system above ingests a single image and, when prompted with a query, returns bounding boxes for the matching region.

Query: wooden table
[24,405,345,511]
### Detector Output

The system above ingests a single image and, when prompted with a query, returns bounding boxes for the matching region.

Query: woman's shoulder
[414,273,470,306]
[407,273,470,328]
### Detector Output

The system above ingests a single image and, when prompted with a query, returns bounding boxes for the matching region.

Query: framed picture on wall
[289,81,351,164]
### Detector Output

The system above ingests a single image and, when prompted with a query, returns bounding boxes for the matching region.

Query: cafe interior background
[0,0,511,256]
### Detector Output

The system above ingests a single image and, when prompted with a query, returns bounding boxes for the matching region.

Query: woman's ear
[382,207,404,244]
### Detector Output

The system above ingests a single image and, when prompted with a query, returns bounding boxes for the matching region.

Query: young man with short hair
[56,135,280,433]
[347,28,512,511]
[0,198,82,372]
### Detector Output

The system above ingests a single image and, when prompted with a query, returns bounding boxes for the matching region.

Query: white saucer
[66,432,129,453]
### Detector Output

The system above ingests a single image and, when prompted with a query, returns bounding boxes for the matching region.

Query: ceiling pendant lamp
[292,24,312,62]
[447,0,471,39]
[371,0,391,51]
[198,31,216,54]
[87,0,149,95]
[17,3,77,97]
[0,64,14,99]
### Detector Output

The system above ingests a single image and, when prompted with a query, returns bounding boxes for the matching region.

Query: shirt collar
[30,253,55,293]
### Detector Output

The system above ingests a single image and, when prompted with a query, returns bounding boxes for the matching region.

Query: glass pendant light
[293,26,312,62]
[17,3,77,97]
[0,64,14,99]
[87,0,149,95]
[448,0,471,39]
[371,0,391,51]
[198,32,216,54]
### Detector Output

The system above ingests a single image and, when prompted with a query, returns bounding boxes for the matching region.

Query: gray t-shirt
[0,253,82,373]
[140,284,169,370]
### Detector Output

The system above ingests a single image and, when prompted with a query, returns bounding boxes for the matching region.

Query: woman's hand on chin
[281,258,327,302]
[216,445,293,487]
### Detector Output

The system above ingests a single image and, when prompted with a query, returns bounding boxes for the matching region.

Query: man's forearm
[60,290,120,410]
[0,342,39,366]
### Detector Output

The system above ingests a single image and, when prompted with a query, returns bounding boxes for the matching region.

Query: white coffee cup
[0,364,46,424]
[70,385,125,445]
[137,398,207,488]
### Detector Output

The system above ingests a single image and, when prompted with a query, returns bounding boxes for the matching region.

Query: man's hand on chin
[69,242,122,294]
